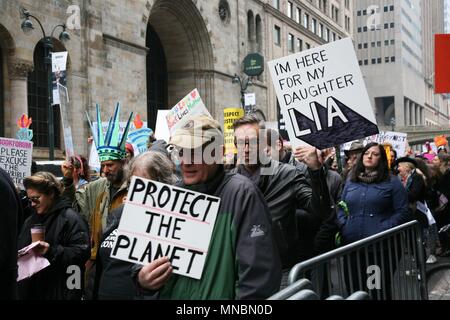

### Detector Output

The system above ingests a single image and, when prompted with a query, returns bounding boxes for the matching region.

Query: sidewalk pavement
[426,256,450,300]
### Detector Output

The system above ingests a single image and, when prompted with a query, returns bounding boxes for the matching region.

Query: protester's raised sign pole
[268,38,379,149]
[111,177,220,279]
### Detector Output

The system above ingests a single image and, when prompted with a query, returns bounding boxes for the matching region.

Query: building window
[296,7,301,23]
[363,9,367,15]
[390,39,395,45]
[364,59,368,65]
[297,38,303,52]
[363,26,368,32]
[287,1,293,18]
[390,22,395,28]
[333,32,336,41]
[27,40,61,148]
[312,18,317,33]
[377,58,382,64]
[390,5,394,11]
[358,43,362,49]
[385,40,389,46]
[357,27,362,33]
[377,41,381,47]
[359,60,362,65]
[384,23,389,29]
[384,5,389,12]
[371,58,376,64]
[385,57,390,63]
[364,43,368,48]
[256,15,262,52]
[326,28,330,42]
[274,25,281,45]
[247,10,255,51]
[288,33,294,52]
[304,13,309,29]
[272,0,280,10]
[357,10,361,16]
[371,42,376,48]
[391,56,395,62]
[319,23,324,38]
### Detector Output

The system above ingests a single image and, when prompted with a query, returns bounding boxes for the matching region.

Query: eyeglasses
[29,195,42,204]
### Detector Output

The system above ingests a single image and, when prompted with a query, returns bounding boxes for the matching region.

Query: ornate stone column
[8,58,33,137]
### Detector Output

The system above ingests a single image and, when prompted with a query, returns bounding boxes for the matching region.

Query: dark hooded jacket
[0,168,22,300]
[17,198,90,300]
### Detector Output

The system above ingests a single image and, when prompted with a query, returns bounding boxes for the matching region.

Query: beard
[106,168,124,186]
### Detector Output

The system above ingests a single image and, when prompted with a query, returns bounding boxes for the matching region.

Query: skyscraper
[354,0,448,129]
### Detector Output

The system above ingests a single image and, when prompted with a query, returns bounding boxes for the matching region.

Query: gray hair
[126,150,176,185]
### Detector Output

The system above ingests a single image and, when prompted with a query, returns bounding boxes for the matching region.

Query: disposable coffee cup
[31,224,45,242]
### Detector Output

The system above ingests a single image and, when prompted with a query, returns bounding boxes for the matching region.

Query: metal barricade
[287,221,427,300]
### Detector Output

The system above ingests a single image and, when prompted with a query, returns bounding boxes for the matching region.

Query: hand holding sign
[294,146,322,170]
[138,256,173,290]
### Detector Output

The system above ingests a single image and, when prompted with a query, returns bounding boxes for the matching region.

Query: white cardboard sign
[268,38,378,149]
[111,176,220,280]
[0,137,33,188]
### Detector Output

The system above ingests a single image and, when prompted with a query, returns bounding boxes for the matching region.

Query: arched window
[27,40,61,148]
[247,10,255,52]
[0,46,4,137]
[256,14,262,53]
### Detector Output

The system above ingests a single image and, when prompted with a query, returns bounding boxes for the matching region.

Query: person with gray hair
[93,151,176,300]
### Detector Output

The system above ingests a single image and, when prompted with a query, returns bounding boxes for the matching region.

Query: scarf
[358,170,379,184]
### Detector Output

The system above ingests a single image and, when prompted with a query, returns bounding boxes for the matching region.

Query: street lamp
[20,7,70,160]
[232,74,253,111]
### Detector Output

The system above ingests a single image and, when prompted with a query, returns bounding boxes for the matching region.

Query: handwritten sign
[268,38,378,149]
[166,89,211,135]
[111,177,220,279]
[0,137,33,188]
[223,108,244,159]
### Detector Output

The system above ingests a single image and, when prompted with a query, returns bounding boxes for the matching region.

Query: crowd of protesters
[2,104,450,301]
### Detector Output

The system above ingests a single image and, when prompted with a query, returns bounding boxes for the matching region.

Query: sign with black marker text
[111,177,220,280]
[268,38,379,149]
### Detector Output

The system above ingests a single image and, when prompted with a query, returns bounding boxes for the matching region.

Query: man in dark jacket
[135,114,281,299]
[0,168,22,300]
[232,115,331,287]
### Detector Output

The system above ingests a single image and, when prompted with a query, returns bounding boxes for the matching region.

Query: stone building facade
[0,0,352,159]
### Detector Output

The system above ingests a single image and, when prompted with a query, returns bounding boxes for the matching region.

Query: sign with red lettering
[268,38,379,149]
[0,137,33,188]
[111,176,220,279]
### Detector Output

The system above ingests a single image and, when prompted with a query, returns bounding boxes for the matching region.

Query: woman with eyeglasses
[17,172,90,300]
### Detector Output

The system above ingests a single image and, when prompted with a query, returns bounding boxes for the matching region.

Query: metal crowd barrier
[281,221,427,300]
[268,278,370,300]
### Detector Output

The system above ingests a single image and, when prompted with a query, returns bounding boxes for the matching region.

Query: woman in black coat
[17,172,90,300]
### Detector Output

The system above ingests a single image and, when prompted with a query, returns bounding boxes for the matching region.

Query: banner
[166,89,211,136]
[111,177,220,279]
[268,38,379,149]
[0,137,33,188]
[435,34,450,94]
[51,52,68,105]
[223,108,244,161]
[58,84,74,158]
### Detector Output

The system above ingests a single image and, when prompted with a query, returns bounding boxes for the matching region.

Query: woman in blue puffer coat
[337,142,411,299]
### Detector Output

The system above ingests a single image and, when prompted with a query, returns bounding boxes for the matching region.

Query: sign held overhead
[268,38,379,149]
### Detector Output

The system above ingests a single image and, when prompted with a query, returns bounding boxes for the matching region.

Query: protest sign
[223,108,244,159]
[111,177,220,279]
[51,52,68,105]
[128,127,153,155]
[268,38,379,149]
[155,110,170,142]
[58,84,75,158]
[364,131,408,157]
[16,114,33,141]
[0,137,33,188]
[166,89,211,136]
